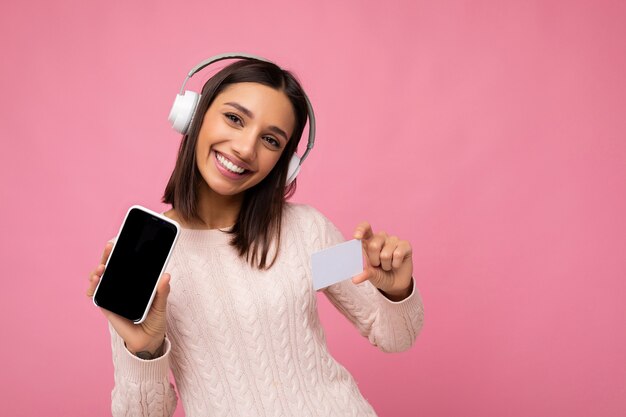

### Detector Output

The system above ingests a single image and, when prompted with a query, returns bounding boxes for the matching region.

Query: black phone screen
[94,208,178,322]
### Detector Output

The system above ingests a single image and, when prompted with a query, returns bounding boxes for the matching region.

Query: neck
[194,183,243,229]
[165,183,244,230]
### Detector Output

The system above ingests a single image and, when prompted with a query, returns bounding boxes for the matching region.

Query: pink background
[1,1,625,416]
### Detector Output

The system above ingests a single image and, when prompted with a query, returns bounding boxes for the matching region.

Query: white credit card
[312,239,363,291]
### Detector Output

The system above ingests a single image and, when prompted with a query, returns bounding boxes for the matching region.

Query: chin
[206,181,246,197]
[207,175,264,196]
[200,165,268,197]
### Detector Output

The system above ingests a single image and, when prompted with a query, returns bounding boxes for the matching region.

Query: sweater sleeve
[323,276,424,352]
[108,323,178,417]
[308,207,425,353]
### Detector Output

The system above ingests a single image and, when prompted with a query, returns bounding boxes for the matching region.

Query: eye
[263,136,281,149]
[224,113,243,126]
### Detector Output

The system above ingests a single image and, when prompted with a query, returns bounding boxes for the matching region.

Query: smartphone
[93,205,180,324]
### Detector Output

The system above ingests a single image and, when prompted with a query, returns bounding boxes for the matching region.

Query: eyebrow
[224,102,289,142]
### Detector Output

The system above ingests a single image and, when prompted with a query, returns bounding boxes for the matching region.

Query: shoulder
[283,202,332,229]
[283,203,345,249]
[284,202,324,220]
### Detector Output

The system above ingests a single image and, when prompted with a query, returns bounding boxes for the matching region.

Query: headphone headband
[172,53,315,165]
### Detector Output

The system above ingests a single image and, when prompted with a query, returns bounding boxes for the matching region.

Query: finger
[150,273,171,313]
[364,232,387,267]
[100,242,114,265]
[87,263,105,281]
[86,264,105,297]
[379,236,400,271]
[353,221,373,240]
[86,277,97,297]
[351,269,371,285]
[100,307,135,330]
[391,241,413,269]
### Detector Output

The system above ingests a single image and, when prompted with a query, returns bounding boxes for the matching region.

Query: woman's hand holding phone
[87,242,171,357]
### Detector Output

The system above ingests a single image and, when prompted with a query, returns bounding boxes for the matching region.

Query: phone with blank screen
[93,205,180,324]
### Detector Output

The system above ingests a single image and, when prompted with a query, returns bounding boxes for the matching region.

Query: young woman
[87,55,424,417]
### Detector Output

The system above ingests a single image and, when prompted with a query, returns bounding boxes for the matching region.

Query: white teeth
[216,153,245,174]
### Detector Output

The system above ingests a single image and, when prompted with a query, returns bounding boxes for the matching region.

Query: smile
[216,152,246,174]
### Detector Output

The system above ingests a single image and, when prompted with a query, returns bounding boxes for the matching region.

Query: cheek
[262,152,284,173]
[194,141,212,173]
[195,134,212,158]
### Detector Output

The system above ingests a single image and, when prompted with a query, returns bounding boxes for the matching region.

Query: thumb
[352,251,372,284]
[351,268,371,285]
[151,273,171,313]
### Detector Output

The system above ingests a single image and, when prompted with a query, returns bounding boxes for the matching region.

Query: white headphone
[168,53,316,185]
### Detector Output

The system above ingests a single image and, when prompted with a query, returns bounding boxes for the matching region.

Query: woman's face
[195,82,296,197]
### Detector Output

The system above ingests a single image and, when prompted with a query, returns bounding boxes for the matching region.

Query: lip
[213,151,253,180]
[214,151,254,171]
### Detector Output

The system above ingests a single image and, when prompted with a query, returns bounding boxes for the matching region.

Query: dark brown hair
[162,59,309,269]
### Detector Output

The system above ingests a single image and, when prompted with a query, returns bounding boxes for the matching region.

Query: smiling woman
[163,59,309,269]
[86,54,424,417]
[194,83,294,197]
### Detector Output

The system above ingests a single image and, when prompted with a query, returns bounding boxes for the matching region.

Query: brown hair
[162,59,309,269]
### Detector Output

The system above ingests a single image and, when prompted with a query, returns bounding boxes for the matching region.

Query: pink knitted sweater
[108,204,424,416]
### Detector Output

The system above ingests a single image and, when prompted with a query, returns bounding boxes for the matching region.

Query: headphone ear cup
[286,154,301,185]
[169,91,200,134]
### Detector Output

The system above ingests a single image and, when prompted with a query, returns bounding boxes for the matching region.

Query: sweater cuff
[116,337,172,383]
[377,278,423,313]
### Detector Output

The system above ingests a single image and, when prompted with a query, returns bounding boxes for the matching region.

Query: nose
[231,128,258,163]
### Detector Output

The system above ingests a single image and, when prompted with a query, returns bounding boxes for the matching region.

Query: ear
[169,91,200,134]
[285,154,301,185]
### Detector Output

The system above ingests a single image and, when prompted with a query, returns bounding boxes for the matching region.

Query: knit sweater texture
[109,204,424,417]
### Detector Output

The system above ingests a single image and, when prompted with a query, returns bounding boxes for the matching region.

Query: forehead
[213,82,296,135]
